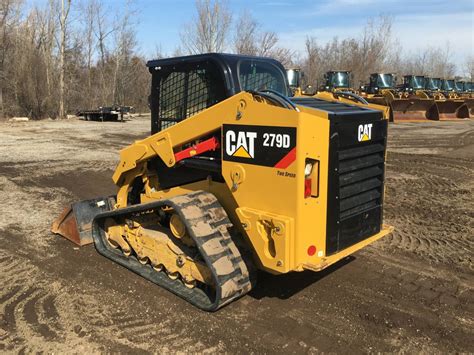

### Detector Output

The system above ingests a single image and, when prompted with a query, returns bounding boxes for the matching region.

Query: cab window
[238,60,289,96]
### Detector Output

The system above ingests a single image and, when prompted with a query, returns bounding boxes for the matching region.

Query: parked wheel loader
[462,82,473,97]
[440,79,460,99]
[421,77,470,120]
[286,67,303,96]
[458,81,474,115]
[287,69,392,120]
[359,74,439,122]
[53,54,393,311]
[316,70,367,103]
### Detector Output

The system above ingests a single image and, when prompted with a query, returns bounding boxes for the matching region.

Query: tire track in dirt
[0,247,219,352]
[0,251,66,352]
[378,148,473,269]
[66,292,221,352]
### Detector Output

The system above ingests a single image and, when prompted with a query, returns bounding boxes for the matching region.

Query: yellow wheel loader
[287,69,392,120]
[360,74,440,122]
[458,81,474,115]
[286,67,303,96]
[422,77,470,120]
[53,54,393,311]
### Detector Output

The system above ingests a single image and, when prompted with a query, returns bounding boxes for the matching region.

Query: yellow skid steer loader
[53,54,393,311]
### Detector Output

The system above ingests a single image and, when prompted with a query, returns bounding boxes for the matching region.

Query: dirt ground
[0,116,472,353]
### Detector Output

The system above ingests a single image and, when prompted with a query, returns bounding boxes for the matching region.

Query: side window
[159,72,186,130]
[157,63,226,131]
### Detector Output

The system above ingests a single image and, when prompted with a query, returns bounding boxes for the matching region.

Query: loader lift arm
[112,92,278,208]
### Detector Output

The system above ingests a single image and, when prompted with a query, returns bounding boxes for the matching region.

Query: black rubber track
[92,190,254,311]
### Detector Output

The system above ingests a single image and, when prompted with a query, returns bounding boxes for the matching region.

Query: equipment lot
[0,117,472,353]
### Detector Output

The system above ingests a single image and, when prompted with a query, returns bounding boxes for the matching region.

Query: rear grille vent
[338,143,385,220]
[325,118,388,255]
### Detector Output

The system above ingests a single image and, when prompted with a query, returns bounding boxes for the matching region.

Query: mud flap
[51,196,115,246]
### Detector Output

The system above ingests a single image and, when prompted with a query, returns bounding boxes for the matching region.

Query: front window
[425,78,439,90]
[376,74,394,88]
[410,76,424,89]
[454,82,463,91]
[239,60,289,96]
[286,69,300,88]
[330,72,350,88]
[444,80,454,91]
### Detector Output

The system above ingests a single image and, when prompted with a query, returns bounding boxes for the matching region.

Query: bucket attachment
[437,100,470,120]
[390,98,439,122]
[463,98,474,116]
[51,196,115,246]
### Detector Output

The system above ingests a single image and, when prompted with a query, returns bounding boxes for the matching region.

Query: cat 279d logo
[223,124,297,169]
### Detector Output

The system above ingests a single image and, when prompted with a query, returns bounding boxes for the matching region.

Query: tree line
[0,0,149,119]
[1,0,472,119]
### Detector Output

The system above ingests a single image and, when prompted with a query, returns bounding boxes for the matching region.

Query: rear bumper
[302,224,394,272]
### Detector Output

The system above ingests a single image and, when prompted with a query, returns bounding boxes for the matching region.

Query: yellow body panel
[303,224,394,272]
[111,92,393,274]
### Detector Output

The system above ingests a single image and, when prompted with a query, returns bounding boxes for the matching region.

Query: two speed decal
[223,124,297,168]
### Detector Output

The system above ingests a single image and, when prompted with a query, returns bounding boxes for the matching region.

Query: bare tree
[112,0,137,105]
[181,0,232,54]
[79,0,97,107]
[258,31,278,57]
[233,11,258,55]
[172,46,185,57]
[400,43,456,78]
[36,1,57,104]
[269,46,294,67]
[153,44,164,59]
[94,1,115,66]
[299,16,395,88]
[301,36,320,87]
[464,56,474,81]
[58,0,71,119]
[233,10,292,65]
[0,0,22,118]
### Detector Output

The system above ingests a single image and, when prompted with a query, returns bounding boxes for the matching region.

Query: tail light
[304,159,319,198]
[304,177,312,198]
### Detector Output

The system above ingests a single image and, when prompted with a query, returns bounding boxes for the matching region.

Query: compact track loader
[53,54,393,311]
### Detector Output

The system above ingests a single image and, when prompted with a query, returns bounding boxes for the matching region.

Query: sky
[28,0,474,73]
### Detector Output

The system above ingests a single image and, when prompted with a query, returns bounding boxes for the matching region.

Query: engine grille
[338,143,385,220]
[326,120,387,255]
